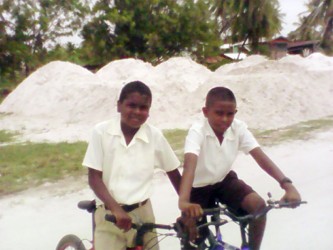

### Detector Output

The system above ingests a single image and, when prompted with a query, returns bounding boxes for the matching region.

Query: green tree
[178,0,222,62]
[81,0,221,64]
[0,0,89,80]
[212,0,282,52]
[291,0,333,53]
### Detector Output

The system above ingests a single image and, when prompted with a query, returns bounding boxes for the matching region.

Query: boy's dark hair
[205,86,236,107]
[118,81,152,103]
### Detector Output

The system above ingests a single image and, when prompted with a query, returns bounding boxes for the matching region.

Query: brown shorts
[190,170,254,215]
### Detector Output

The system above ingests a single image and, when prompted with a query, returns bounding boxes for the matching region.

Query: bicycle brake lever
[266,192,280,206]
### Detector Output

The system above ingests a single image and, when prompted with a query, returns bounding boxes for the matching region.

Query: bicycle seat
[78,200,96,213]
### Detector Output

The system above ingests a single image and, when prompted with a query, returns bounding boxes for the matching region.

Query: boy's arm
[166,168,182,194]
[249,147,301,204]
[178,153,203,217]
[88,168,132,231]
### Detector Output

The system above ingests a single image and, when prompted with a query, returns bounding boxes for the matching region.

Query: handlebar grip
[202,207,221,216]
[105,214,117,223]
[104,214,139,230]
[268,200,307,207]
[279,201,307,207]
[78,200,96,213]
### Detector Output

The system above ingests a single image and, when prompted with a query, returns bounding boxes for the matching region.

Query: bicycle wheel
[56,234,86,250]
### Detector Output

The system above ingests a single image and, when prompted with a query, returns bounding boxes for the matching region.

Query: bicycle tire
[56,234,86,250]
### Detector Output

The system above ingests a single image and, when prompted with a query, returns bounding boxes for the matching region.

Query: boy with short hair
[83,81,181,250]
[178,86,301,250]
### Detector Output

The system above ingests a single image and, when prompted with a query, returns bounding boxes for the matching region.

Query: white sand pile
[0,53,332,142]
[200,53,333,129]
[215,54,268,75]
[153,57,213,91]
[0,61,118,142]
[96,58,155,88]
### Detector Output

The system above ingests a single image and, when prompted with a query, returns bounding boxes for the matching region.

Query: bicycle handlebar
[204,200,307,224]
[103,198,307,246]
[181,207,221,217]
[104,214,175,230]
[104,207,222,231]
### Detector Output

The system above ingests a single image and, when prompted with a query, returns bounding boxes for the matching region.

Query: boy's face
[117,92,151,129]
[202,100,237,135]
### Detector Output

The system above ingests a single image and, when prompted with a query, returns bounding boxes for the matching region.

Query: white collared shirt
[82,116,180,205]
[184,118,259,187]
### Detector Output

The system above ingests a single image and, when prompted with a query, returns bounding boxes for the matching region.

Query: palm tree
[212,0,282,52]
[292,0,333,53]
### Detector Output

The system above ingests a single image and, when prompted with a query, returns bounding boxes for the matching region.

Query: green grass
[0,142,87,195]
[163,129,188,161]
[0,116,332,196]
[0,130,17,143]
[253,116,333,146]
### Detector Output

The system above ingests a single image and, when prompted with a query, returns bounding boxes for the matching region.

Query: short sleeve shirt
[82,117,180,205]
[184,118,259,187]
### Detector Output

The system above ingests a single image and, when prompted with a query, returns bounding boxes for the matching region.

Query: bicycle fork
[239,222,250,250]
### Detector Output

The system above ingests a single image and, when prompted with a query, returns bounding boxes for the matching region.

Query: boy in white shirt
[178,86,301,250]
[83,81,181,250]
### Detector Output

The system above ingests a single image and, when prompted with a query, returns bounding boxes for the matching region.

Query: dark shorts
[187,171,255,246]
[190,170,254,215]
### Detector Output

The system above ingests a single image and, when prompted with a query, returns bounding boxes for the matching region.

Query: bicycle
[55,199,213,250]
[55,199,181,250]
[56,200,96,250]
[191,193,307,250]
[56,194,306,250]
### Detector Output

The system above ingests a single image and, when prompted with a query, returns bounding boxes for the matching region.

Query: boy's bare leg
[241,192,267,250]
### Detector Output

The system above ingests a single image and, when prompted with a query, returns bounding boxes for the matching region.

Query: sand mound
[96,58,155,88]
[0,54,332,142]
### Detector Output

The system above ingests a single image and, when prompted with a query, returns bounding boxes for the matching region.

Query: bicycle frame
[196,196,306,250]
[198,204,250,250]
[201,211,248,250]
[78,200,95,250]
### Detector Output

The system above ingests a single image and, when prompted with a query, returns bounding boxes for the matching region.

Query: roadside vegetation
[0,116,332,196]
[0,140,87,195]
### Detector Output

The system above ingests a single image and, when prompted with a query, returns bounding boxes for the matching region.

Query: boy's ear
[202,106,208,117]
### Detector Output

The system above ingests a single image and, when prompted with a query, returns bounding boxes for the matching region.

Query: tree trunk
[321,17,333,53]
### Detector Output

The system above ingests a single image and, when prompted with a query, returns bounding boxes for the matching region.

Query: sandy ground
[0,127,332,250]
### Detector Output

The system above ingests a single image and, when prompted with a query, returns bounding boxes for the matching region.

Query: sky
[278,0,308,36]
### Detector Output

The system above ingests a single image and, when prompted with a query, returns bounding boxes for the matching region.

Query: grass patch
[163,129,188,161]
[253,116,333,146]
[0,130,17,143]
[0,141,87,195]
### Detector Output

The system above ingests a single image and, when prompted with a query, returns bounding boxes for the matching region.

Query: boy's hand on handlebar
[178,202,203,243]
[177,216,198,243]
[112,208,132,231]
[179,201,203,218]
[280,184,302,208]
